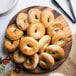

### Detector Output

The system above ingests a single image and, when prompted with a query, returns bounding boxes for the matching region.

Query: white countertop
[0,0,76,59]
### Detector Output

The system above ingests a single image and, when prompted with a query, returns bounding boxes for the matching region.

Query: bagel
[47,22,63,37]
[6,24,23,40]
[27,22,45,39]
[39,53,55,69]
[52,31,68,47]
[28,8,41,23]
[16,13,29,31]
[23,54,39,70]
[39,35,51,53]
[4,38,19,52]
[19,37,39,56]
[46,45,64,59]
[13,50,25,63]
[41,10,54,28]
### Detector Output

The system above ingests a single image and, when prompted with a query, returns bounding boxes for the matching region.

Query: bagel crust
[28,8,41,23]
[47,22,63,37]
[27,22,45,39]
[39,53,55,69]
[52,31,68,47]
[46,45,64,59]
[6,24,23,40]
[41,10,54,28]
[23,54,39,70]
[4,38,19,52]
[16,13,29,31]
[19,37,39,56]
[13,50,25,63]
[39,35,51,53]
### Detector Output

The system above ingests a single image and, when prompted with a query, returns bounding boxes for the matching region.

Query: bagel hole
[18,51,21,56]
[35,15,39,20]
[9,41,13,44]
[45,28,47,34]
[11,28,16,32]
[35,29,37,33]
[24,30,27,35]
[42,59,46,63]
[59,39,63,41]
[27,44,33,48]
[27,58,32,65]
[48,17,50,23]
[52,52,56,55]
[54,28,59,32]
[24,19,28,23]
[58,39,64,43]
[37,52,40,55]
[29,58,32,62]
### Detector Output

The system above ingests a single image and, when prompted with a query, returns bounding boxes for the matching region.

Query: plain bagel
[47,22,63,37]
[6,24,23,40]
[52,31,68,47]
[13,50,25,63]
[16,13,29,31]
[27,22,45,39]
[39,35,51,53]
[4,38,19,52]
[28,8,41,23]
[46,45,65,59]
[39,52,55,69]
[19,37,39,56]
[23,54,39,70]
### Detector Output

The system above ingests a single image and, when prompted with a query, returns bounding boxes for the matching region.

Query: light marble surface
[0,0,76,75]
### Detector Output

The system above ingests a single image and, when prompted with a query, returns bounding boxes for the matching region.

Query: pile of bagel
[4,8,68,70]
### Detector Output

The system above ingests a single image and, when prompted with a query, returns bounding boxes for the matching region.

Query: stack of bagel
[4,8,68,70]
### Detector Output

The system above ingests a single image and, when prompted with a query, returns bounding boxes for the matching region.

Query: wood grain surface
[7,6,72,74]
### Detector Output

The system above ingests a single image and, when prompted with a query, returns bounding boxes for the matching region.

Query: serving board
[6,6,72,74]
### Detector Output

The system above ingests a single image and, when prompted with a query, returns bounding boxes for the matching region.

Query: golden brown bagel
[39,53,55,69]
[28,8,41,23]
[13,50,25,63]
[19,37,39,56]
[47,22,63,37]
[6,24,23,40]
[23,54,39,70]
[46,45,64,59]
[52,31,68,47]
[39,35,51,53]
[41,10,54,28]
[27,22,45,39]
[4,38,19,52]
[16,13,29,31]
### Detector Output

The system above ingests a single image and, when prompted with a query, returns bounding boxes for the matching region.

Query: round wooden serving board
[7,6,72,74]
